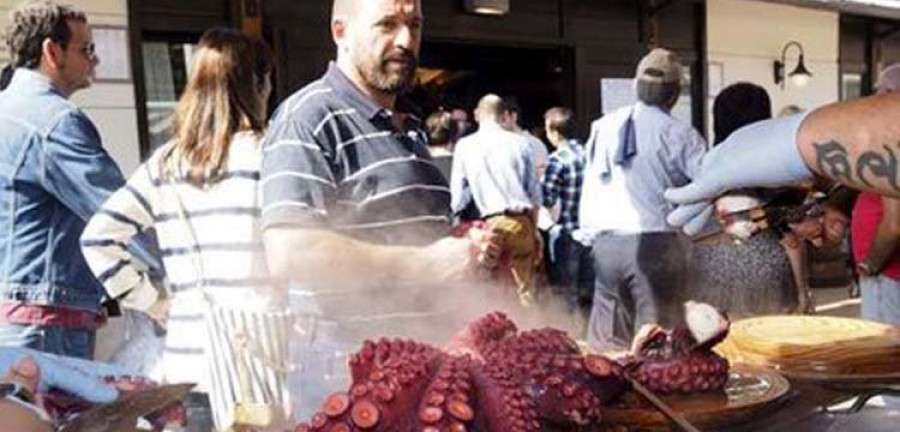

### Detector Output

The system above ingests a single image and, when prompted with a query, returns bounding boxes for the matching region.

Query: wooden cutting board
[600,365,790,431]
[715,316,900,380]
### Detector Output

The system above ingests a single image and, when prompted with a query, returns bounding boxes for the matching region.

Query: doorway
[410,40,574,136]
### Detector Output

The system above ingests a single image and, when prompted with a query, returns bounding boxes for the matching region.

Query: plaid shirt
[541,140,586,232]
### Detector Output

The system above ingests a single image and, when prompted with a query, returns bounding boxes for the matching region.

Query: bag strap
[167,178,294,377]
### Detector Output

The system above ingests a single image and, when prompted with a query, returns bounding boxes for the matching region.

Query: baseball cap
[635,48,683,85]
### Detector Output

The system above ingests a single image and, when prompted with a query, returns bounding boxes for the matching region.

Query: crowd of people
[2,0,900,431]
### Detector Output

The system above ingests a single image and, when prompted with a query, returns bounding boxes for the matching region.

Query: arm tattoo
[814,141,853,183]
[857,144,899,191]
[814,141,900,193]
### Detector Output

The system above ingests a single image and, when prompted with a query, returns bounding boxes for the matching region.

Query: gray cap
[875,63,900,94]
[635,48,683,84]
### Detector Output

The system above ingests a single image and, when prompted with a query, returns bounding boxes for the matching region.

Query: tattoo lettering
[814,141,853,183]
[856,144,900,191]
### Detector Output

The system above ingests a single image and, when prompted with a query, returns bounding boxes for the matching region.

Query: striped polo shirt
[261,63,451,246]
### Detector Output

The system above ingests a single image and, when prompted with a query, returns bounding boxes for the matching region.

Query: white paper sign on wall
[93,26,131,82]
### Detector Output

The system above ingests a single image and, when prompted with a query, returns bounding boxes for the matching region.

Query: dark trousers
[546,227,594,318]
[587,232,687,351]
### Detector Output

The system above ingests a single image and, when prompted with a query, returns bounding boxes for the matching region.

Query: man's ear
[41,38,62,70]
[332,18,350,52]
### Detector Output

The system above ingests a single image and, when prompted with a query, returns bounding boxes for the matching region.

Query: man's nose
[394,25,413,50]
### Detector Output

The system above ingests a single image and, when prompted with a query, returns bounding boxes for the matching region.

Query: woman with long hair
[687,82,808,316]
[81,28,285,431]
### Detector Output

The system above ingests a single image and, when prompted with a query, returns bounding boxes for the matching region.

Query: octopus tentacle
[445,312,517,359]
[414,356,478,432]
[470,362,541,432]
[311,339,444,431]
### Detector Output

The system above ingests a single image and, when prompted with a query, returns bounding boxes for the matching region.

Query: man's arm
[797,93,900,197]
[43,111,163,274]
[540,157,563,209]
[264,227,475,291]
[861,197,900,274]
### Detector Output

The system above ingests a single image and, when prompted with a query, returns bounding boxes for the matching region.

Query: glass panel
[141,41,196,153]
[841,73,862,101]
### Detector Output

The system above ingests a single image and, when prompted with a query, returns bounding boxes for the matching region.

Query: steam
[283,228,586,420]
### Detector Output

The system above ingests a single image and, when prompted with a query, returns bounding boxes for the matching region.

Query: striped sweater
[81,132,282,390]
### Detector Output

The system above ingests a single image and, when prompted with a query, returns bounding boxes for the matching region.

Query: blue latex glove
[665,113,814,235]
[0,347,133,403]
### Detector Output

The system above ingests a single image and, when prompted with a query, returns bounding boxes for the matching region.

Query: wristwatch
[857,261,875,277]
[1,382,34,403]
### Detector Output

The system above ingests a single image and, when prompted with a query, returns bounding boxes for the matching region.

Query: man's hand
[466,226,504,269]
[787,205,849,248]
[146,298,170,331]
[421,237,480,283]
[666,114,813,235]
[0,348,129,404]
[1,357,52,432]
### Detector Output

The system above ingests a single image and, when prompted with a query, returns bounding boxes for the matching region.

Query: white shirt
[579,102,706,237]
[450,123,541,216]
[523,130,549,175]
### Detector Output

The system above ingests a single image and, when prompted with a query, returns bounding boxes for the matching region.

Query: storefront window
[141,40,197,152]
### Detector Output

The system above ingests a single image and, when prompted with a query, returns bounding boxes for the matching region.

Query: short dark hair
[544,107,576,139]
[713,82,772,145]
[426,110,458,147]
[503,96,521,115]
[5,1,87,69]
[636,80,680,109]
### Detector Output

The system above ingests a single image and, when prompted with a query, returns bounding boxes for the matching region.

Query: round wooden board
[715,315,900,383]
[601,365,790,431]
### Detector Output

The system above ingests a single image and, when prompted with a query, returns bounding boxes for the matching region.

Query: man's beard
[357,52,418,95]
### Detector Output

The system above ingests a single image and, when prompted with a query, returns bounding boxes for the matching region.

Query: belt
[483,209,531,219]
[0,302,106,330]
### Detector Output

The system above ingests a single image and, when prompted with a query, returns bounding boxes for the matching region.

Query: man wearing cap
[580,48,706,350]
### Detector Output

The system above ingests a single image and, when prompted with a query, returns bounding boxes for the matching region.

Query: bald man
[260,0,500,416]
[451,94,542,306]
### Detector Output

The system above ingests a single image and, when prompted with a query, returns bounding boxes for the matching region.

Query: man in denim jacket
[0,1,143,359]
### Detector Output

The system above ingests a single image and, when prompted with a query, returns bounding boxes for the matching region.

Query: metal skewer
[627,377,703,432]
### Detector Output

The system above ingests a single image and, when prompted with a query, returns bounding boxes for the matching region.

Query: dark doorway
[409,40,574,135]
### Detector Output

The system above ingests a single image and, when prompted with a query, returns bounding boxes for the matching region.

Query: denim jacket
[0,69,132,313]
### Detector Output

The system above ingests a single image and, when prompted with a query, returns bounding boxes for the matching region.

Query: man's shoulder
[590,107,631,131]
[0,89,82,129]
[269,78,339,132]
[659,115,703,144]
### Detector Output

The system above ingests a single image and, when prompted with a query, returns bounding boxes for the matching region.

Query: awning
[754,0,900,20]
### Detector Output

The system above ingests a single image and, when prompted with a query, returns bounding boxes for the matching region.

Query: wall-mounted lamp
[774,41,813,89]
[463,0,510,16]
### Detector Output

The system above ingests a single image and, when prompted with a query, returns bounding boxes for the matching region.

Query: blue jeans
[0,322,95,359]
[860,275,900,326]
[546,227,594,315]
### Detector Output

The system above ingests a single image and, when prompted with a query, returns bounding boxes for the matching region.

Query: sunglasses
[79,42,97,59]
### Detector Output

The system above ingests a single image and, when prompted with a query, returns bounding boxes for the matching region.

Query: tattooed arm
[797,93,900,197]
